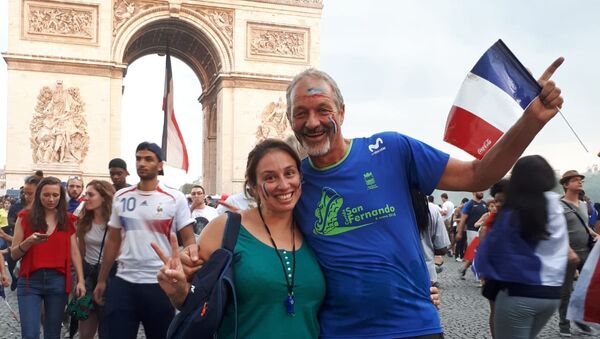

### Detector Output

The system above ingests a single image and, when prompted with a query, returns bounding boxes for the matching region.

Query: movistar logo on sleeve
[368,137,386,155]
[313,187,396,236]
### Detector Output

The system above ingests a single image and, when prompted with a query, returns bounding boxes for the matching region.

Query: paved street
[437,258,593,339]
[1,258,598,338]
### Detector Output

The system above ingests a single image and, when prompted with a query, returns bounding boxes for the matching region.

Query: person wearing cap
[93,142,196,339]
[557,170,599,336]
[108,158,130,191]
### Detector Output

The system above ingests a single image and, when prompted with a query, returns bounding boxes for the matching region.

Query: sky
[2,0,600,190]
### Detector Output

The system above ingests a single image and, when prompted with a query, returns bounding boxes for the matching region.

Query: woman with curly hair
[76,180,115,339]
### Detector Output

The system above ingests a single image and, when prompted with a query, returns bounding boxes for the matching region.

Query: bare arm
[77,231,86,263]
[0,228,13,242]
[438,58,564,191]
[10,217,47,261]
[474,212,489,229]
[178,224,197,248]
[0,254,8,287]
[70,233,86,298]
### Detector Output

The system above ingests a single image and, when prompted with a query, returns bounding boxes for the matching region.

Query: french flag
[162,49,190,172]
[568,241,600,324]
[444,40,541,159]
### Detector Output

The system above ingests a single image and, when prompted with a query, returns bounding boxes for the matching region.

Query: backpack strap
[561,200,592,236]
[222,211,240,339]
[222,211,241,251]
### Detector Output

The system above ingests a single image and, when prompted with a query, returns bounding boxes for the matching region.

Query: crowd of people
[0,64,598,339]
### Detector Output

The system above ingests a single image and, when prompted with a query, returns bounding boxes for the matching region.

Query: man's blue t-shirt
[295,132,449,339]
[461,200,487,231]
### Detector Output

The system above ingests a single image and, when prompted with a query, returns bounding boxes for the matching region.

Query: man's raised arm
[438,57,564,192]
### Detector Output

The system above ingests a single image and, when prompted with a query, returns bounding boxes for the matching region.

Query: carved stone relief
[30,81,90,164]
[247,23,309,63]
[190,7,234,48]
[23,1,98,44]
[113,0,154,36]
[256,98,293,142]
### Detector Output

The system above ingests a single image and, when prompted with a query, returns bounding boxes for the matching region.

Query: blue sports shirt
[295,132,449,339]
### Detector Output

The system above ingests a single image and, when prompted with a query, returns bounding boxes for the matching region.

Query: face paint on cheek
[328,116,337,135]
[262,182,270,197]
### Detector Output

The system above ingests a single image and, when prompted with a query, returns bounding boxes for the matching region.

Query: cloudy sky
[2,0,600,189]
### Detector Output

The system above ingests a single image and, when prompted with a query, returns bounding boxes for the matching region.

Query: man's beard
[298,126,333,157]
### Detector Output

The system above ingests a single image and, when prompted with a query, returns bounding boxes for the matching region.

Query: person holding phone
[11,176,86,339]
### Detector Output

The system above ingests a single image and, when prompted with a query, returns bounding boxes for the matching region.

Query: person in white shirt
[421,201,451,284]
[440,193,455,256]
[189,185,218,234]
[93,142,196,339]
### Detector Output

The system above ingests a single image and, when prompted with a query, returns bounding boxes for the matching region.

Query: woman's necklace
[257,207,296,316]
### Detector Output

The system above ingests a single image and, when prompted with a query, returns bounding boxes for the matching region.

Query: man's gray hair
[285,68,345,123]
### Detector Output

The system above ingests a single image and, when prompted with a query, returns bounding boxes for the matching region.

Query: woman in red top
[11,176,85,339]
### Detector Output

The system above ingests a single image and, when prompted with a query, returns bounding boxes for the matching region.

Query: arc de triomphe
[3,0,322,193]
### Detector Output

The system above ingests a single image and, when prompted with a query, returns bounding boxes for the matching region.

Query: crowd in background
[1,66,598,339]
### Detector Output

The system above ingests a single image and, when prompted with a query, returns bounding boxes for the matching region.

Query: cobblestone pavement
[439,258,598,339]
[1,259,598,338]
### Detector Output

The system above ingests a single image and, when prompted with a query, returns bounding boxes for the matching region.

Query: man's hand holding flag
[444,40,565,160]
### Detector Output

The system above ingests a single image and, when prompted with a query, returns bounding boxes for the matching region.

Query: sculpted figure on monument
[30,81,90,164]
[113,0,136,35]
[28,6,93,38]
[256,98,292,142]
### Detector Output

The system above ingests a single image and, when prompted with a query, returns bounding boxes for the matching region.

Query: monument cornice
[2,53,127,78]
[247,0,323,9]
[198,71,292,104]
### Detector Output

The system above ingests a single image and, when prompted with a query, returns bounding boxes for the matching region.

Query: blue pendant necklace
[258,207,296,316]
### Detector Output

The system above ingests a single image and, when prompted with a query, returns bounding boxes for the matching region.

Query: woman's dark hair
[29,176,68,232]
[76,180,115,240]
[244,139,302,202]
[411,189,431,234]
[490,179,509,198]
[504,155,556,241]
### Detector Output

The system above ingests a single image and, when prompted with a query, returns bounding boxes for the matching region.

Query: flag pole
[557,108,589,152]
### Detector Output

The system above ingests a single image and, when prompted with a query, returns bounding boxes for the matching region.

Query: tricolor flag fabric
[568,241,600,324]
[162,50,190,172]
[444,39,541,159]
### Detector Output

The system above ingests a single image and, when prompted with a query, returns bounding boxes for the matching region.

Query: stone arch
[2,0,322,192]
[112,6,233,89]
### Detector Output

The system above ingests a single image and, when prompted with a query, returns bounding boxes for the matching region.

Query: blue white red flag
[568,241,600,324]
[162,50,189,172]
[444,40,541,159]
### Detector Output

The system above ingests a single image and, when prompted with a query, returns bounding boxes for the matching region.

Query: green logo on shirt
[313,187,396,236]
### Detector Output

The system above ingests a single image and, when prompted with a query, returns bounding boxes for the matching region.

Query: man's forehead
[292,77,333,98]
[68,179,82,186]
[136,150,159,160]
